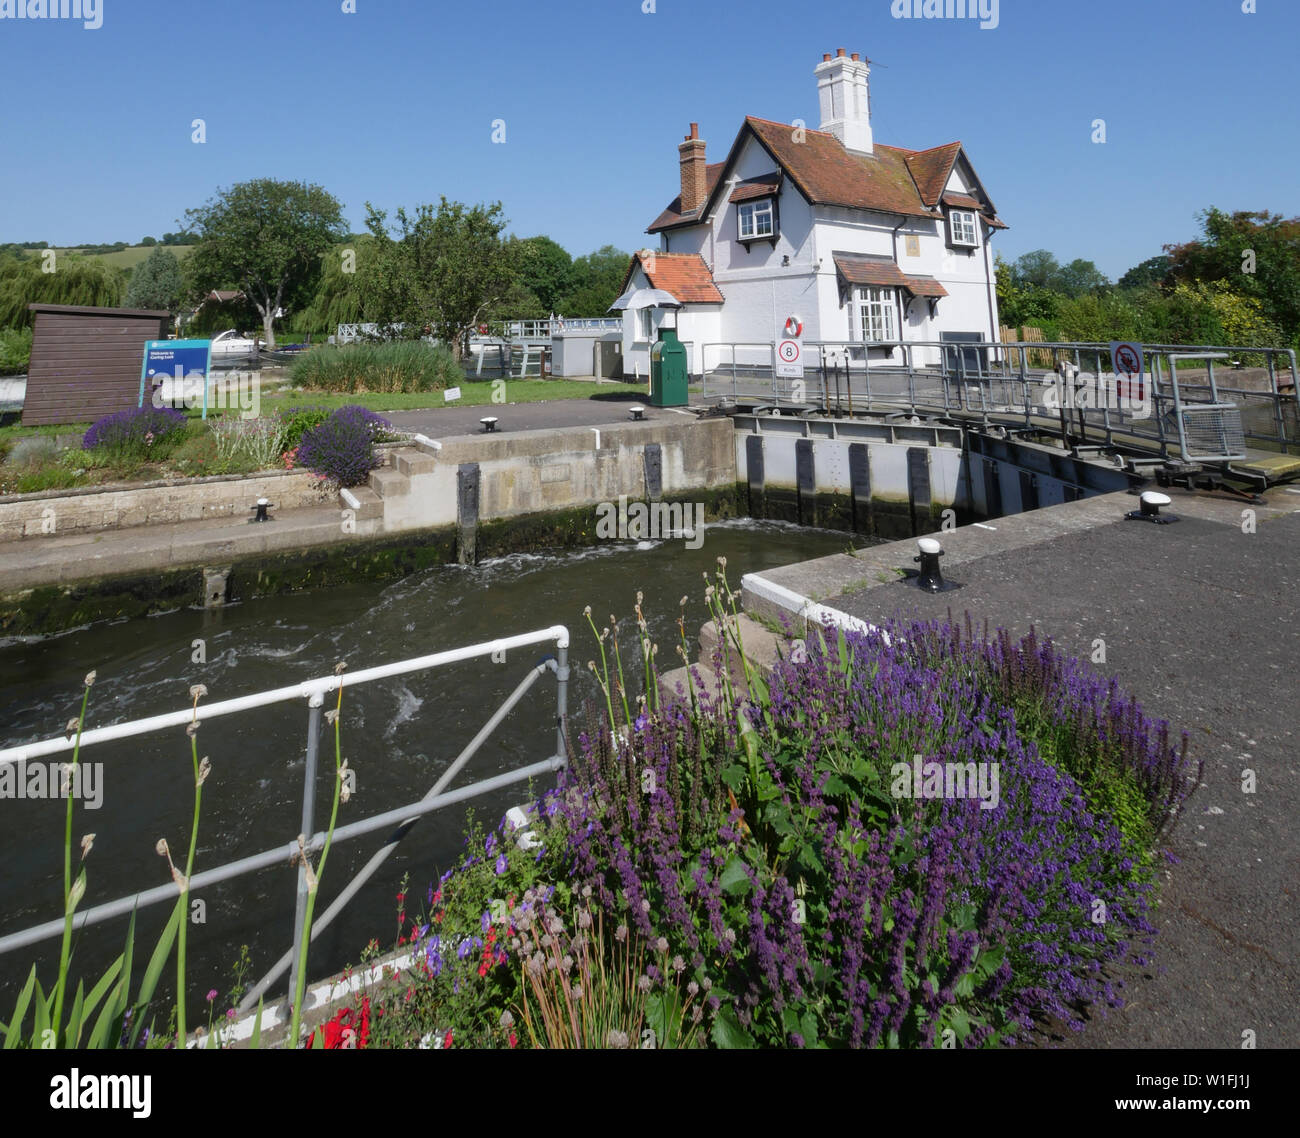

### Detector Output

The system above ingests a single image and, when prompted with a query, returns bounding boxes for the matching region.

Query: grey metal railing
[700,339,1299,461]
[0,626,571,1024]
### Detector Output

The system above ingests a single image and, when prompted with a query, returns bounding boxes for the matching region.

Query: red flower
[508,1032,517,1048]
[306,997,372,1049]
[443,1030,453,1049]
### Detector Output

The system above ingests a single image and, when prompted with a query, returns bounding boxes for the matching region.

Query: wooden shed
[22,303,171,426]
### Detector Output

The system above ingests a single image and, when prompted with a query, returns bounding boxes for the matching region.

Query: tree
[0,255,125,328]
[1166,208,1300,344]
[559,245,631,316]
[509,236,572,314]
[359,197,514,359]
[1010,249,1062,291]
[292,239,374,336]
[1057,259,1109,297]
[183,179,346,347]
[1118,255,1171,291]
[140,236,157,246]
[125,246,184,313]
[995,253,1059,329]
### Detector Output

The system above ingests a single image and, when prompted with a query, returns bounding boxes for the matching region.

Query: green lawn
[267,379,646,413]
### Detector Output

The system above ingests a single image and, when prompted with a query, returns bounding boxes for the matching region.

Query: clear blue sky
[1,0,1294,280]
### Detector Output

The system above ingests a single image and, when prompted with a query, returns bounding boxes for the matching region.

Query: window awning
[832,252,949,298]
[729,172,783,203]
[941,191,983,211]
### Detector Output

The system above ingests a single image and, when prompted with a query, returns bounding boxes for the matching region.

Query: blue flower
[495,853,508,875]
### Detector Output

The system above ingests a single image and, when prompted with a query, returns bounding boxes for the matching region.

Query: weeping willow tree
[0,254,127,328]
[287,239,374,337]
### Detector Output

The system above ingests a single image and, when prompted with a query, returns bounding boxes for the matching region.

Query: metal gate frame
[0,626,571,1019]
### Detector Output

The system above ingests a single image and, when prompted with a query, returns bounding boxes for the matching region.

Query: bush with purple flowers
[529,568,1200,1048]
[294,404,393,487]
[351,568,1199,1049]
[82,405,188,456]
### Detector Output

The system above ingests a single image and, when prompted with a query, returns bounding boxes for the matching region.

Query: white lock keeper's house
[618,48,1008,382]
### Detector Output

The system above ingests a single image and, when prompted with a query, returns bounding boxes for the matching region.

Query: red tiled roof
[647,163,726,232]
[746,118,935,219]
[646,119,1008,236]
[903,275,949,298]
[833,253,911,288]
[832,253,948,298]
[905,143,963,207]
[729,172,782,203]
[619,252,724,304]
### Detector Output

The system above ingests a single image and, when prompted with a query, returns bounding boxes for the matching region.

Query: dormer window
[738,199,776,242]
[947,209,978,248]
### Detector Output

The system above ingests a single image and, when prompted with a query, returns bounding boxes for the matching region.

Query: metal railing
[0,626,571,1022]
[700,339,1299,462]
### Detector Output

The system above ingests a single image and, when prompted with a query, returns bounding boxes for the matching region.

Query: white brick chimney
[816,48,872,155]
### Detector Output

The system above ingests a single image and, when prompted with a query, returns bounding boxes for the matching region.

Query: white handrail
[0,625,570,767]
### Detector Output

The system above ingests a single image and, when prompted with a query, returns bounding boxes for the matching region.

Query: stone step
[369,467,410,499]
[658,661,751,712]
[339,485,383,521]
[698,613,794,684]
[392,448,437,477]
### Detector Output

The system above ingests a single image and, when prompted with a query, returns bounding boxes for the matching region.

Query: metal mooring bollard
[480,416,499,433]
[914,537,946,592]
[250,498,272,523]
[1125,490,1179,525]
[630,405,645,421]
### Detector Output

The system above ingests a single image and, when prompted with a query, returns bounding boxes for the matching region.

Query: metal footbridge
[699,339,1300,491]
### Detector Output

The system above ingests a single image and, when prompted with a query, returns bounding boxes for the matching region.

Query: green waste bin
[649,327,688,407]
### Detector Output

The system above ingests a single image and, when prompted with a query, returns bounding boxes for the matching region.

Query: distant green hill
[59,244,194,269]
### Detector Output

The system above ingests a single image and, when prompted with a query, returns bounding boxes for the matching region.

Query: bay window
[854,286,897,343]
[737,198,775,241]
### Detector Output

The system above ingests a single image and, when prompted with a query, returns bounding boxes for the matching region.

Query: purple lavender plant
[82,406,187,453]
[295,405,392,487]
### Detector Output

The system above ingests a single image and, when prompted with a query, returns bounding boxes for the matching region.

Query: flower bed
[322,569,1200,1050]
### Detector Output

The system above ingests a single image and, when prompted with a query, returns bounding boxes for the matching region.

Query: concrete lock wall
[0,469,332,540]
[733,415,967,537]
[378,418,736,533]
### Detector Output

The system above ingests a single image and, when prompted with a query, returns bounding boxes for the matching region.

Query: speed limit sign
[777,315,803,378]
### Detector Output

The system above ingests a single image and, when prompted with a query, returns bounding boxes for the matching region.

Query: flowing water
[0,519,866,1014]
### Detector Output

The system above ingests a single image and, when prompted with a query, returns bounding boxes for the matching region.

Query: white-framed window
[948,209,978,247]
[737,198,775,241]
[854,286,897,343]
[638,306,654,341]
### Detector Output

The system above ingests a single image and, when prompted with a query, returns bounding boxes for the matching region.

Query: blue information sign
[139,339,214,417]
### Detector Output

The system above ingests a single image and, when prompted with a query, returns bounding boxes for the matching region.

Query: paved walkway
[770,486,1299,1048]
[382,387,681,438]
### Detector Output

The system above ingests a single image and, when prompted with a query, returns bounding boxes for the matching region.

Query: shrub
[0,325,32,375]
[295,404,391,486]
[5,435,58,469]
[531,575,1200,1049]
[276,405,333,452]
[82,406,187,456]
[289,341,461,393]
